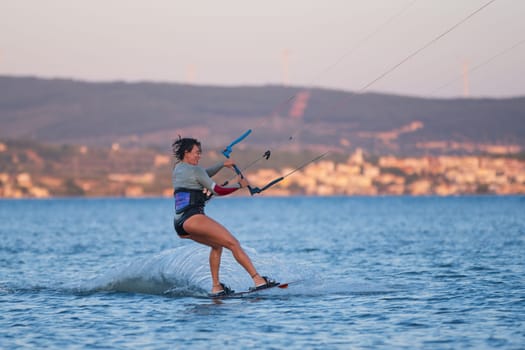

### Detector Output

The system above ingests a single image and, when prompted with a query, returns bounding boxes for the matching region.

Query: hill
[1,75,524,155]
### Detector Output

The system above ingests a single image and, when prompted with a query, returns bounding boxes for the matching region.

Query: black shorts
[174,206,204,236]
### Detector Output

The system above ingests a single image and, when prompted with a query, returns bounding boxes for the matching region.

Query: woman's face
[184,144,201,165]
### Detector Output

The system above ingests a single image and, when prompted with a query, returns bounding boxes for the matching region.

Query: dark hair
[172,136,201,161]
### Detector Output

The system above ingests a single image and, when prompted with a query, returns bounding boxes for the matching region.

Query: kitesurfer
[171,137,277,297]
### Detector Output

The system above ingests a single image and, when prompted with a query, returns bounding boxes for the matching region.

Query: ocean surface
[1,196,524,349]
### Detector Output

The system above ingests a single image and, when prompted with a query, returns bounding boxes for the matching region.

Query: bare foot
[211,283,223,294]
[251,273,266,287]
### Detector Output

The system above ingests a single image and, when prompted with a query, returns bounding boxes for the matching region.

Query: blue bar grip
[222,129,252,158]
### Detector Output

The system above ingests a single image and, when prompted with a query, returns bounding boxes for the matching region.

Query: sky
[1,0,524,98]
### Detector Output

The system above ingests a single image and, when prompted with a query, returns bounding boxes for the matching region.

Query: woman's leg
[209,246,222,292]
[183,214,267,289]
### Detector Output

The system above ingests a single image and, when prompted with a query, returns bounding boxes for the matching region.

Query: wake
[77,245,308,297]
[1,244,401,299]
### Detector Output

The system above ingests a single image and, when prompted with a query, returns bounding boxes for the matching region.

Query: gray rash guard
[172,161,238,220]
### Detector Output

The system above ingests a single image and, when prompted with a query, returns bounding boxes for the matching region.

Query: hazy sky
[1,0,524,98]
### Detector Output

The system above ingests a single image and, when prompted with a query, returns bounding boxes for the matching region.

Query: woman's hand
[238,177,249,189]
[224,159,250,188]
[223,159,236,169]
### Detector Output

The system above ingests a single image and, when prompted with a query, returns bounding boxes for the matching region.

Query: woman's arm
[195,166,243,196]
[205,161,224,177]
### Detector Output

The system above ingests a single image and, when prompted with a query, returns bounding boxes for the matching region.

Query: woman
[172,137,277,297]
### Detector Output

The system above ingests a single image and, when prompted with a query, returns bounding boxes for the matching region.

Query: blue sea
[1,196,524,349]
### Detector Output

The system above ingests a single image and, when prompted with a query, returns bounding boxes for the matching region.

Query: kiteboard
[209,281,294,299]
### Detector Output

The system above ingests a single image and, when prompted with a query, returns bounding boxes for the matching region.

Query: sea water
[1,196,524,349]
